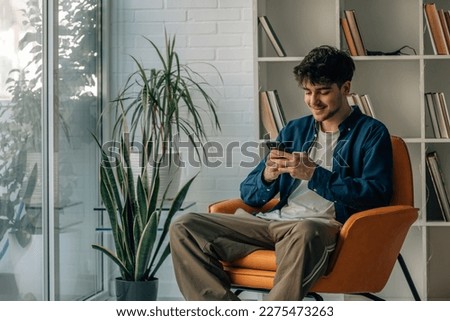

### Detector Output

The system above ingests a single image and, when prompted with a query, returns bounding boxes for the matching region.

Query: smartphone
[265,141,286,151]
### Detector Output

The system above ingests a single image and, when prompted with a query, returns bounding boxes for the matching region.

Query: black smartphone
[265,141,286,151]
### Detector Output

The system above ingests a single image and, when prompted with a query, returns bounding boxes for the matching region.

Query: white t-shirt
[256,129,339,221]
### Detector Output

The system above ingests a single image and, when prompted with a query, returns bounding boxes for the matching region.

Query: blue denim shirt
[240,107,393,224]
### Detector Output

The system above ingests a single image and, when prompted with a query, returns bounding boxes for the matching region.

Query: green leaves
[92,131,198,281]
[92,32,220,282]
[110,32,221,159]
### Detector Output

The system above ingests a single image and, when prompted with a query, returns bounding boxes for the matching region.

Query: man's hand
[263,150,317,182]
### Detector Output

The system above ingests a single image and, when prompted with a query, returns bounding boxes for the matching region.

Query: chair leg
[306,292,324,300]
[397,253,421,301]
[357,293,385,301]
[234,289,244,296]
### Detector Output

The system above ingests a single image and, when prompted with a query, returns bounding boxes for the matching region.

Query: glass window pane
[55,0,102,300]
[0,0,103,301]
[0,0,44,300]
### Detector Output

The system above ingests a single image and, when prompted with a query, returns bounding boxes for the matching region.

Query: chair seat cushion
[223,266,275,290]
[223,249,276,271]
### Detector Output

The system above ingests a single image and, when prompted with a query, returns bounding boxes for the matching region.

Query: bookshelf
[254,0,450,300]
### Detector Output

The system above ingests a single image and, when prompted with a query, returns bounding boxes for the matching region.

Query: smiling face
[302,80,352,132]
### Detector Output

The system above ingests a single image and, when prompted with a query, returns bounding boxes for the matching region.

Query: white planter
[7,233,43,300]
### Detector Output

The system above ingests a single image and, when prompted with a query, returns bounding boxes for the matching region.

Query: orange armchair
[208,136,420,300]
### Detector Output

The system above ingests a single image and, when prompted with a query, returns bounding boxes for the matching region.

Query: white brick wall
[109,0,255,211]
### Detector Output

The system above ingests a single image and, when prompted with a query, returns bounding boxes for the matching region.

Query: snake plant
[92,133,196,281]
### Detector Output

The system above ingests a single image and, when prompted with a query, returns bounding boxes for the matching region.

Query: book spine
[273,90,286,127]
[427,152,450,221]
[259,91,278,139]
[424,3,449,55]
[340,17,358,56]
[439,9,450,51]
[426,153,448,221]
[258,16,286,57]
[361,94,375,118]
[344,10,366,56]
[438,92,450,136]
[266,90,284,131]
[425,92,441,138]
[433,92,449,138]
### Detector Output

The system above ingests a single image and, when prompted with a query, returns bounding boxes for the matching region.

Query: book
[438,92,450,135]
[347,93,375,118]
[266,90,286,131]
[361,94,375,118]
[426,92,441,138]
[425,92,450,138]
[445,11,450,38]
[258,16,286,57]
[259,91,278,139]
[340,17,358,56]
[426,151,450,221]
[426,156,448,221]
[433,92,449,138]
[424,3,449,55]
[344,10,366,56]
[439,9,450,51]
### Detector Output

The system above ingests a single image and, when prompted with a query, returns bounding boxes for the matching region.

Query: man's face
[302,81,350,123]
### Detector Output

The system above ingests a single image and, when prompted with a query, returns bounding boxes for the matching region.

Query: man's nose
[310,93,319,104]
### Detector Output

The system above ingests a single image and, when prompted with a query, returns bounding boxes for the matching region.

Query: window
[0,0,103,300]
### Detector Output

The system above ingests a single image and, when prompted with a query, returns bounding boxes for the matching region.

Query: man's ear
[341,81,351,95]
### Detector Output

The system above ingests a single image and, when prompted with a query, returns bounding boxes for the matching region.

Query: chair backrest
[311,135,418,293]
[390,135,414,206]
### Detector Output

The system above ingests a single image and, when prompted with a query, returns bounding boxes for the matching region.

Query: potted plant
[110,32,221,199]
[92,32,221,300]
[91,133,196,300]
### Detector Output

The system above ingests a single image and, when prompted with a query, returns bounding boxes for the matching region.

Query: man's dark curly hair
[293,45,355,88]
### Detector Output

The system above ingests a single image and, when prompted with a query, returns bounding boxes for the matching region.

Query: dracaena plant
[91,133,196,281]
[110,32,221,160]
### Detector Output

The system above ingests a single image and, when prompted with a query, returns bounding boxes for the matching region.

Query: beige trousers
[169,210,341,301]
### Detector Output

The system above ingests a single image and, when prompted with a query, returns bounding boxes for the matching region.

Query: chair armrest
[208,198,279,214]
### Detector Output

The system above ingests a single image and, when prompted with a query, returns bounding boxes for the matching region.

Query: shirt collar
[338,106,361,133]
[313,106,362,134]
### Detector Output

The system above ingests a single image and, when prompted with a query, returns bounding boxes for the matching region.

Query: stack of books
[259,90,286,139]
[424,3,450,55]
[425,92,450,138]
[340,10,366,56]
[347,93,375,118]
[426,151,450,221]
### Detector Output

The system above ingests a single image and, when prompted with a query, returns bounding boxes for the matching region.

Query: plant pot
[0,273,19,300]
[115,278,159,301]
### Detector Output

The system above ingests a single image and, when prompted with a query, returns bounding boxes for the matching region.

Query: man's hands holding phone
[263,147,317,183]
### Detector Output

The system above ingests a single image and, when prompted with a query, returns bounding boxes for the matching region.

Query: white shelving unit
[254,0,450,300]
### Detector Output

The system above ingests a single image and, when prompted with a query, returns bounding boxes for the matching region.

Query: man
[169,45,393,300]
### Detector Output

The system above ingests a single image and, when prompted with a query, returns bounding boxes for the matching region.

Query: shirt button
[266,188,270,192]
[262,199,266,203]
[313,188,317,192]
[347,128,351,131]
